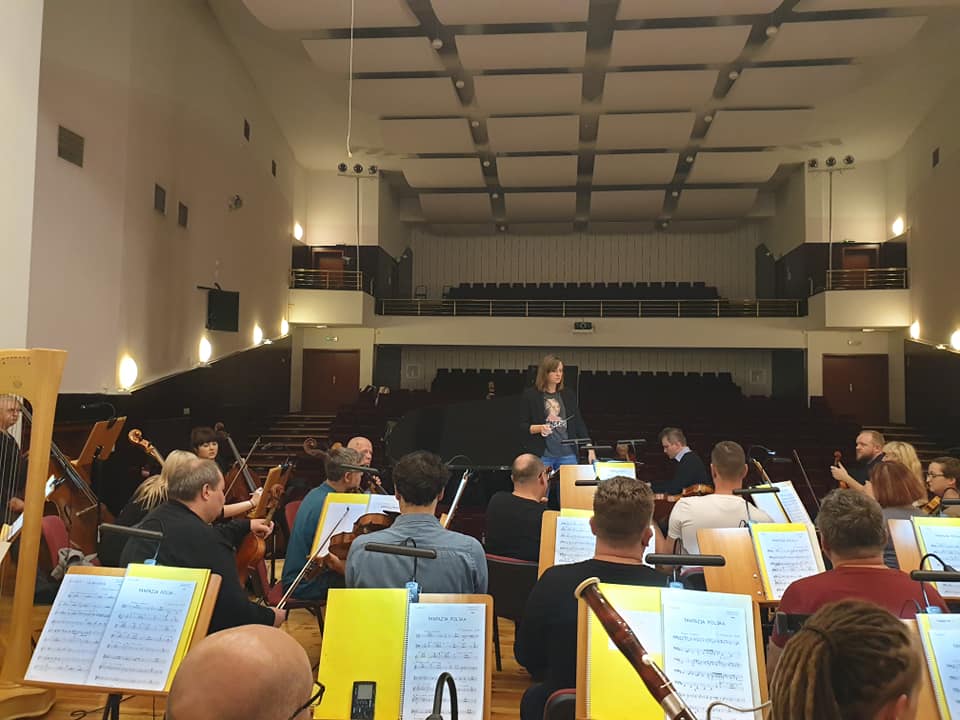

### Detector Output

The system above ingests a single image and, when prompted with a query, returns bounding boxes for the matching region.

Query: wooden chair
[485,554,539,671]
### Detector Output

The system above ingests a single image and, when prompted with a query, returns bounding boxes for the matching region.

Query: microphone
[425,672,458,720]
[80,401,118,419]
[646,554,726,567]
[732,487,781,495]
[748,445,793,464]
[364,543,438,559]
[574,479,599,486]
[340,463,381,476]
[98,523,163,541]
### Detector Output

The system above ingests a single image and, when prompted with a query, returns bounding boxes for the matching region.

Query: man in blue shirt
[346,451,488,594]
[282,447,363,600]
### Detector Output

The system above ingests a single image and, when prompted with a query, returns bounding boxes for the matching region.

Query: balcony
[289,269,371,293]
[826,268,908,291]
[378,297,806,318]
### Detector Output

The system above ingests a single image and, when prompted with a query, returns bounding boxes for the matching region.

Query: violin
[215,422,261,504]
[921,495,942,516]
[833,450,846,488]
[653,483,714,503]
[21,406,114,555]
[576,578,696,720]
[320,511,397,575]
[235,461,294,583]
[127,429,165,467]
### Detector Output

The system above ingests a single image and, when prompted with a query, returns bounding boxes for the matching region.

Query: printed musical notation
[773,482,814,528]
[400,603,486,720]
[663,598,758,720]
[367,494,400,515]
[922,615,960,719]
[26,573,124,685]
[915,523,960,597]
[754,527,820,599]
[554,516,595,566]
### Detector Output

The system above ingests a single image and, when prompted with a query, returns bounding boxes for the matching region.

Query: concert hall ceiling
[215,0,960,233]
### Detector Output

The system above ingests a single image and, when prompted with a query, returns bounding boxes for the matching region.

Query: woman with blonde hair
[883,441,924,487]
[770,599,922,720]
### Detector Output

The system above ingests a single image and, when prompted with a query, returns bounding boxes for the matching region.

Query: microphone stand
[792,449,822,510]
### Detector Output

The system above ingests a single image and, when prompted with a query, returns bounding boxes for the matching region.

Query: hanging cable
[345,0,356,159]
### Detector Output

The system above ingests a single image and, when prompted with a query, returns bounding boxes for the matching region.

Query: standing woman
[523,355,594,509]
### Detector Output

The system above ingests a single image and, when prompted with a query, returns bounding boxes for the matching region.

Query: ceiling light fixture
[704,114,714,123]
[671,190,680,198]
[470,120,480,128]
[728,70,740,80]
[455,79,465,89]
[765,26,779,37]
[431,38,443,50]
[491,192,499,199]
[482,160,491,168]
[685,155,695,163]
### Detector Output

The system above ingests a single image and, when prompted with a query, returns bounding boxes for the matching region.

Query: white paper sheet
[554,516,596,566]
[774,481,815,528]
[749,491,789,525]
[594,462,636,481]
[662,589,762,720]
[754,527,821,600]
[916,523,960,597]
[400,603,486,720]
[366,494,400,515]
[315,500,370,555]
[921,615,960,719]
[87,575,196,690]
[26,573,124,685]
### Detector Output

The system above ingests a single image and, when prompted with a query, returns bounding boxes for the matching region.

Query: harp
[0,349,66,719]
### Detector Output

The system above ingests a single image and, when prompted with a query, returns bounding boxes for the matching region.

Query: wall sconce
[118,355,138,390]
[198,336,213,364]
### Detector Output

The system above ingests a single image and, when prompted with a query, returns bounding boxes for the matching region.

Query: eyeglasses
[287,681,325,720]
[927,472,947,479]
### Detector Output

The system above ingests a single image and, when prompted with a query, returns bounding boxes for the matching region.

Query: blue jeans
[541,454,578,510]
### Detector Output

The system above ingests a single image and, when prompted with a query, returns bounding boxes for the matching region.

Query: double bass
[216,422,261,503]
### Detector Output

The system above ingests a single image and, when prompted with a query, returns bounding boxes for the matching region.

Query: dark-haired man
[120,457,284,632]
[657,427,710,495]
[515,476,668,720]
[345,450,487,594]
[765,488,947,677]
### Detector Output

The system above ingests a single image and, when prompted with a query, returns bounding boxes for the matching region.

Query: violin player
[281,447,364,601]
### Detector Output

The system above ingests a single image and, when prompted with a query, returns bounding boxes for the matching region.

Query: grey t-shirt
[542,391,570,458]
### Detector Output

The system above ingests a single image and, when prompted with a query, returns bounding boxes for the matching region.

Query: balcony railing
[826,268,908,291]
[378,297,806,318]
[290,269,369,292]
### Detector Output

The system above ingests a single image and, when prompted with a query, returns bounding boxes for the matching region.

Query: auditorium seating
[444,281,719,301]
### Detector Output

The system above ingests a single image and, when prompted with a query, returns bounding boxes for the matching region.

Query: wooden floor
[1,594,528,720]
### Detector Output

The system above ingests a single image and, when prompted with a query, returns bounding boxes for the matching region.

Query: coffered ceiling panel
[590,190,665,220]
[757,17,927,61]
[456,32,587,70]
[401,158,486,188]
[487,115,581,152]
[724,66,862,107]
[602,71,718,111]
[702,109,815,147]
[473,74,584,114]
[687,151,782,183]
[303,38,445,73]
[593,153,679,185]
[794,0,959,9]
[610,27,751,66]
[596,113,697,150]
[506,192,577,221]
[673,188,759,218]
[617,0,781,19]
[353,78,462,116]
[420,193,494,223]
[381,119,477,154]
[242,0,418,29]
[496,156,579,187]
[432,0,590,25]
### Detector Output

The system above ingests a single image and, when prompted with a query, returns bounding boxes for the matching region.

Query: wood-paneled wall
[400,346,772,396]
[411,226,761,299]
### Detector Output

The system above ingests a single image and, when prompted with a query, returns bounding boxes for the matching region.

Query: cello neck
[223,431,257,493]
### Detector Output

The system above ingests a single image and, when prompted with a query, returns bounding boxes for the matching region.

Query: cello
[215,422,262,503]
[236,460,295,583]
[21,405,114,556]
[127,428,165,467]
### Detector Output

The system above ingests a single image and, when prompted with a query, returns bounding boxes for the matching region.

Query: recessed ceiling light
[431,38,443,50]
[704,114,714,123]
[728,70,740,81]
[765,26,779,37]
[455,79,465,89]
[482,160,491,168]
[470,120,480,128]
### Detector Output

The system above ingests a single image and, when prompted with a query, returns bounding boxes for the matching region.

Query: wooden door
[841,248,877,270]
[822,355,889,424]
[302,350,360,412]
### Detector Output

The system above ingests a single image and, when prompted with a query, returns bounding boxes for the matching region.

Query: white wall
[378,179,411,261]
[288,289,372,326]
[304,169,379,249]
[400,346,774,396]
[762,166,806,259]
[410,225,761,299]
[885,85,960,348]
[807,290,912,329]
[0,1,44,348]
[805,160,887,246]
[27,0,301,392]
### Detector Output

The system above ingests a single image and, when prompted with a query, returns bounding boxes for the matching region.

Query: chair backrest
[544,689,576,720]
[285,500,303,531]
[485,554,539,621]
[41,515,70,567]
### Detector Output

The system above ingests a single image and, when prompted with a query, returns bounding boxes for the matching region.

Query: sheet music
[88,575,196,690]
[554,516,596,566]
[749,492,789,524]
[25,573,124,685]
[916,523,960,596]
[923,615,960,719]
[367,494,400,515]
[315,500,370,555]
[663,590,760,720]
[774,482,815,528]
[754,527,821,599]
[594,461,636,481]
[400,603,485,720]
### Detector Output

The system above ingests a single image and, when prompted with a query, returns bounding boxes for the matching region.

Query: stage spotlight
[368,165,378,175]
[843,155,855,166]
[337,162,348,172]
[807,158,819,169]
[825,156,837,168]
[353,163,364,174]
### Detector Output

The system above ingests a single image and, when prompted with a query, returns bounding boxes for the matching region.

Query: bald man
[484,454,548,561]
[346,436,373,466]
[167,625,316,720]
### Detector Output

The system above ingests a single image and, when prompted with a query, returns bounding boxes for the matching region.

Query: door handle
[333,375,337,385]
[849,383,853,392]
